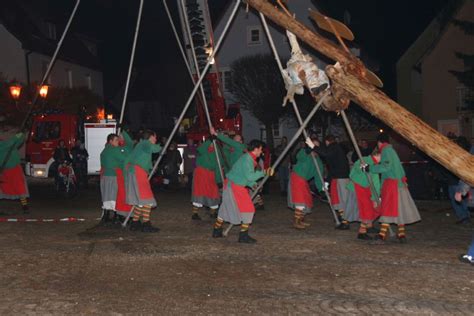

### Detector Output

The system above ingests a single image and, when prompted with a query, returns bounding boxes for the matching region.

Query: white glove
[305,137,315,149]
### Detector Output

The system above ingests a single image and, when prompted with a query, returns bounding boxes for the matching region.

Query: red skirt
[330,179,339,205]
[192,166,219,200]
[379,179,399,217]
[0,164,29,199]
[229,180,255,213]
[289,172,313,209]
[134,165,154,200]
[115,168,132,213]
[354,183,379,221]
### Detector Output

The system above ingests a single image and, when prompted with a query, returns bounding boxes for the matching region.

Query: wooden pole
[326,65,474,185]
[245,0,474,186]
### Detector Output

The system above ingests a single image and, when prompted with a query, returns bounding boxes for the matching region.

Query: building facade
[0,2,103,97]
[214,0,328,143]
[397,0,474,138]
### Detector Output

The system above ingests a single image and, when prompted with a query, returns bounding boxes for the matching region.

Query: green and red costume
[0,134,28,200]
[218,152,265,224]
[371,143,420,225]
[216,133,246,173]
[191,140,223,208]
[345,156,381,223]
[125,139,161,207]
[288,148,324,212]
[100,131,133,212]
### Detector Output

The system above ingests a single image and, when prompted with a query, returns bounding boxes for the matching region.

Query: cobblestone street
[0,181,473,314]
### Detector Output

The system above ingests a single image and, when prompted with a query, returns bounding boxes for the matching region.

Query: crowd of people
[0,128,472,264]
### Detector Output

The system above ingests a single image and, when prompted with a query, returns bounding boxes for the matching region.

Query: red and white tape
[0,217,87,223]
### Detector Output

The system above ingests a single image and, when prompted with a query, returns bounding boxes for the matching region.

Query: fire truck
[177,0,242,141]
[25,112,116,178]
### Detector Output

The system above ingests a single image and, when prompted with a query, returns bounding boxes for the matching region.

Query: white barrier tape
[0,217,89,223]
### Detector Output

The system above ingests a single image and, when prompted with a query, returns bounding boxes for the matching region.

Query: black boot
[130,220,142,231]
[212,227,223,238]
[357,233,373,241]
[99,210,111,226]
[336,222,350,230]
[192,213,202,220]
[141,221,160,233]
[238,231,257,244]
[367,226,380,234]
[22,204,29,214]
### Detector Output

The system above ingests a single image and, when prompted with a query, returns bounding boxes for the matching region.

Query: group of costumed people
[297,132,422,244]
[99,126,422,244]
[0,129,473,259]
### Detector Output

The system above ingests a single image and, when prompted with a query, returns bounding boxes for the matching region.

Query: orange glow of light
[9,84,22,100]
[39,85,49,98]
[97,108,105,120]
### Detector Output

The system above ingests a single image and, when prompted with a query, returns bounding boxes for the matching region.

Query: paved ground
[0,178,473,315]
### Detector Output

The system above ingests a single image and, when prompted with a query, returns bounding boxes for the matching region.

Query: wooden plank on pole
[245,0,474,186]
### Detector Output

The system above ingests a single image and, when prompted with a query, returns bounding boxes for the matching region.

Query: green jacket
[125,138,161,173]
[196,140,224,183]
[370,144,406,187]
[347,156,381,200]
[227,153,265,188]
[100,131,133,177]
[293,148,324,191]
[217,133,246,171]
[0,133,24,169]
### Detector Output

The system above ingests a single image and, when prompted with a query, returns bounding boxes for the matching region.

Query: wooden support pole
[326,66,474,185]
[245,0,474,185]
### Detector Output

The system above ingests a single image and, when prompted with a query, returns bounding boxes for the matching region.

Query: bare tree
[229,54,289,149]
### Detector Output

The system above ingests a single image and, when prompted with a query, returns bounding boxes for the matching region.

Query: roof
[396,0,466,70]
[0,0,101,70]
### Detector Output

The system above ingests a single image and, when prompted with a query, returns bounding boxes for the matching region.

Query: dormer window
[45,21,57,40]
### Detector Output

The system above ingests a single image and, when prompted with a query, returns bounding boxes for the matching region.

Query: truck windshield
[34,121,61,142]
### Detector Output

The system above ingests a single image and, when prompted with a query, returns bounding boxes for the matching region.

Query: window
[272,122,281,137]
[85,74,92,90]
[457,86,474,111]
[220,70,232,93]
[66,69,73,88]
[34,121,61,142]
[45,22,57,40]
[247,26,262,46]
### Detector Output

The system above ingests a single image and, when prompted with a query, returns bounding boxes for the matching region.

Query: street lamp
[39,84,50,99]
[9,84,22,101]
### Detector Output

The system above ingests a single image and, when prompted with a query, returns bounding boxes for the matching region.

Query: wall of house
[214,0,324,144]
[27,52,104,97]
[396,17,441,116]
[0,24,27,82]
[422,2,474,137]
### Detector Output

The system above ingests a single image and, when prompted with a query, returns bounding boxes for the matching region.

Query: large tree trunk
[245,0,474,185]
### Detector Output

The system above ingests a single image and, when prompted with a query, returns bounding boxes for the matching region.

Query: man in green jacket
[125,130,162,233]
[345,153,381,240]
[191,137,223,220]
[287,145,324,229]
[99,130,133,225]
[0,133,29,212]
[211,127,246,174]
[370,133,421,243]
[212,140,266,244]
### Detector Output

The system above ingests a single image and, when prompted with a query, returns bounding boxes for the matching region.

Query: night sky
[54,0,448,104]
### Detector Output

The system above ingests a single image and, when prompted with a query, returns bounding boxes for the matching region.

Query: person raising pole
[190,135,223,220]
[0,133,29,213]
[125,130,162,232]
[212,140,267,244]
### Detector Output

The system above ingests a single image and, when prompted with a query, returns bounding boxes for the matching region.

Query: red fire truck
[25,113,116,178]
